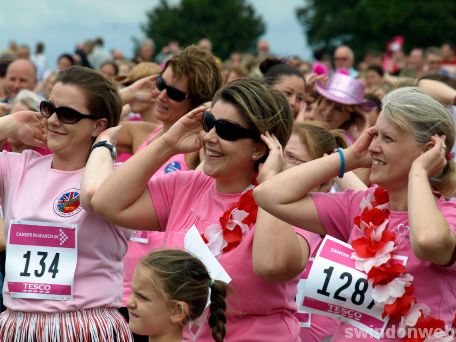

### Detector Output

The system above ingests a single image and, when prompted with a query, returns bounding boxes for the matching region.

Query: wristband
[91,140,117,161]
[336,148,345,178]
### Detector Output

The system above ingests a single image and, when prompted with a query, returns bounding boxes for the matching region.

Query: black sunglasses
[156,75,191,102]
[40,101,99,124]
[202,111,260,141]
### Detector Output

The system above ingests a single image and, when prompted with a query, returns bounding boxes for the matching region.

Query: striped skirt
[0,307,133,342]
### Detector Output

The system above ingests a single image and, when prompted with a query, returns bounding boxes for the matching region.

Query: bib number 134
[20,251,60,279]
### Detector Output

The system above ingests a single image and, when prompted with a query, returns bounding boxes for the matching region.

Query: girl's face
[273,75,306,118]
[283,132,311,169]
[316,97,351,129]
[127,265,178,338]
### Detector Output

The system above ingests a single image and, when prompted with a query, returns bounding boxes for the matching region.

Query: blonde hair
[12,90,44,111]
[164,45,222,107]
[382,87,456,196]
[293,121,348,159]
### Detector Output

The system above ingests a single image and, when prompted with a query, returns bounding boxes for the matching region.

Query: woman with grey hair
[255,87,456,341]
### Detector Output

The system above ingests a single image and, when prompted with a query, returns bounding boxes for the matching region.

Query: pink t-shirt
[311,188,456,341]
[121,126,189,306]
[298,231,339,342]
[148,170,306,342]
[0,150,131,312]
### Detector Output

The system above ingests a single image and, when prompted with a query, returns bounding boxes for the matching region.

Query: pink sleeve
[146,172,180,231]
[436,199,456,270]
[310,189,366,243]
[0,150,24,203]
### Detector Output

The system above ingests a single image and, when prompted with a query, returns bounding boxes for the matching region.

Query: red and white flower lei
[202,185,258,258]
[351,187,454,341]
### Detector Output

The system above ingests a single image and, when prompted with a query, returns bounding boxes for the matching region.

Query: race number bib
[130,230,149,244]
[299,235,407,339]
[5,220,78,301]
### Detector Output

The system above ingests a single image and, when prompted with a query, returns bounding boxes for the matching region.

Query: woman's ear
[91,118,109,137]
[424,140,435,152]
[169,301,189,325]
[252,142,268,161]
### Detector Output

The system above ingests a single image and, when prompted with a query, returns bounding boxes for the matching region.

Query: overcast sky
[0,0,311,68]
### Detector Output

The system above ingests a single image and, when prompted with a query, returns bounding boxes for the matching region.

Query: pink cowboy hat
[316,73,375,110]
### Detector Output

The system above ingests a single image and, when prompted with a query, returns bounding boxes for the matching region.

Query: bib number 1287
[317,266,375,309]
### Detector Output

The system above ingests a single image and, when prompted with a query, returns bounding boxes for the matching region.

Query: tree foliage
[296,0,456,59]
[141,0,265,60]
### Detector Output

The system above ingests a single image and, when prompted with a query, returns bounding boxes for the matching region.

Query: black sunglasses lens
[166,87,186,102]
[57,108,80,124]
[40,101,53,118]
[216,121,240,141]
[156,75,186,102]
[156,75,165,91]
[202,111,215,132]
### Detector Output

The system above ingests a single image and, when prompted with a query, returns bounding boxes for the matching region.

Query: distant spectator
[441,43,456,65]
[74,40,94,68]
[424,46,444,75]
[198,38,213,51]
[256,39,270,58]
[333,45,358,78]
[16,44,30,60]
[112,49,124,61]
[89,37,112,69]
[31,41,48,82]
[35,70,58,99]
[0,56,14,100]
[154,41,180,64]
[400,48,424,78]
[3,59,37,102]
[57,53,75,71]
[99,60,119,81]
[133,38,155,63]
[365,64,385,93]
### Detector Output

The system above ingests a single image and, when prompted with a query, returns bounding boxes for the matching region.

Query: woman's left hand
[411,135,448,177]
[257,132,285,184]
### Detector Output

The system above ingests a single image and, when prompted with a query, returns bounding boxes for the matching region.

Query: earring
[252,155,257,160]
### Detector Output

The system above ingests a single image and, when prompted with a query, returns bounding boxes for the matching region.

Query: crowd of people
[0,34,455,342]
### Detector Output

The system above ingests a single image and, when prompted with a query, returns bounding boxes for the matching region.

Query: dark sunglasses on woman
[40,101,99,124]
[202,110,260,141]
[156,75,191,102]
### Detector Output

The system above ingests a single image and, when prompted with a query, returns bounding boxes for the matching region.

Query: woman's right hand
[13,111,46,147]
[120,74,158,105]
[345,126,376,169]
[161,107,206,154]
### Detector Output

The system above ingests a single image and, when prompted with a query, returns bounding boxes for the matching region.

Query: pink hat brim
[316,83,376,111]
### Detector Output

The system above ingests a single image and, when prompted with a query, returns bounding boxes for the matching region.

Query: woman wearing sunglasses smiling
[0,66,134,341]
[82,77,310,341]
[113,46,222,341]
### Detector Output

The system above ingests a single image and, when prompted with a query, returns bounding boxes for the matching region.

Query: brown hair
[141,249,228,342]
[56,66,121,127]
[164,45,222,108]
[212,77,293,171]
